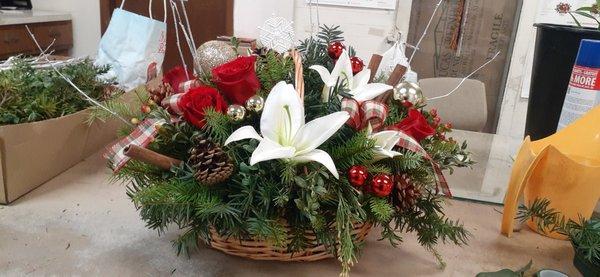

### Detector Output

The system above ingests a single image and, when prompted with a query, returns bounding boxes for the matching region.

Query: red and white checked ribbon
[341,98,388,131]
[387,126,452,197]
[160,79,202,116]
[104,118,166,172]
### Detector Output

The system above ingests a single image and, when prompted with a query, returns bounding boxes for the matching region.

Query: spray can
[557,39,600,130]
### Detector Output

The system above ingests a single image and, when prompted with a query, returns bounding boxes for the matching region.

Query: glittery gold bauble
[227,105,246,121]
[393,82,425,106]
[245,95,265,112]
[194,40,237,74]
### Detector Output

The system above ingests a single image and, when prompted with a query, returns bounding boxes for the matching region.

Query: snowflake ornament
[258,16,295,54]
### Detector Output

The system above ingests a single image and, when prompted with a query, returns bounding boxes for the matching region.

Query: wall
[31,0,102,57]
[233,0,413,61]
[495,0,539,138]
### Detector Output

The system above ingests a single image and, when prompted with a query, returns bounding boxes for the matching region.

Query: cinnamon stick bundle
[124,145,182,170]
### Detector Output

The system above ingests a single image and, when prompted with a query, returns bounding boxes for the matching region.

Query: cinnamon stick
[375,64,408,103]
[367,54,383,83]
[124,145,182,170]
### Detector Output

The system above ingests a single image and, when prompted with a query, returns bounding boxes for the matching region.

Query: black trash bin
[525,24,600,140]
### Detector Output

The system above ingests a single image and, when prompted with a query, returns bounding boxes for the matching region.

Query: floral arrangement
[104,26,473,275]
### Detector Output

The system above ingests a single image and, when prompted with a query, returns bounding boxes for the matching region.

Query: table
[0,151,577,276]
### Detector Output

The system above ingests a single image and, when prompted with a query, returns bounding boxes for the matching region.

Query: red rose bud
[429,108,438,117]
[394,109,436,142]
[163,66,193,94]
[178,86,227,129]
[212,56,260,105]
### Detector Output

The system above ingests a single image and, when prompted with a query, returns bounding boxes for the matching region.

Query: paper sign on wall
[305,0,397,10]
[536,0,598,27]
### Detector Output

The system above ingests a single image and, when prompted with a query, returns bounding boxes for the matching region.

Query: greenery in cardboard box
[0,58,114,125]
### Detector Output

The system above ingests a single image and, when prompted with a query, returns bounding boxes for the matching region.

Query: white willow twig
[408,0,444,64]
[169,0,190,79]
[25,25,133,127]
[428,51,501,101]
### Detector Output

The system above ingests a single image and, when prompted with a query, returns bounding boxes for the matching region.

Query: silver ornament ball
[194,40,237,74]
[245,95,265,112]
[227,104,246,121]
[393,82,425,106]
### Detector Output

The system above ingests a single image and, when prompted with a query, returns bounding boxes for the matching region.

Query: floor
[0,152,578,276]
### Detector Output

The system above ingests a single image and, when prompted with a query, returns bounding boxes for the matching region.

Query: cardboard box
[407,0,520,132]
[0,99,127,204]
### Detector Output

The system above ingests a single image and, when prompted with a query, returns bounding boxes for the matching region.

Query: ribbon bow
[341,98,388,131]
[341,97,451,197]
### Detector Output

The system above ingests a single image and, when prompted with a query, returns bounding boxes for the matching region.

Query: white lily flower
[367,125,402,161]
[224,81,350,178]
[310,50,392,102]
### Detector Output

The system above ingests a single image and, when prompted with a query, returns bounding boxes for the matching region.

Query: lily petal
[293,111,350,155]
[351,83,393,102]
[260,81,305,144]
[224,126,263,145]
[293,149,340,179]
[331,50,354,89]
[370,130,400,149]
[250,138,296,165]
[373,148,402,161]
[309,65,335,87]
[353,69,371,89]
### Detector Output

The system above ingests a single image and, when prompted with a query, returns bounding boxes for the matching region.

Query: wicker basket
[209,222,372,262]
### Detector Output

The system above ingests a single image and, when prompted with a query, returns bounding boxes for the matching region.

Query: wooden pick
[375,64,407,103]
[367,54,383,83]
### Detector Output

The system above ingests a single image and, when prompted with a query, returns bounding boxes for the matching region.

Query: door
[100,0,234,70]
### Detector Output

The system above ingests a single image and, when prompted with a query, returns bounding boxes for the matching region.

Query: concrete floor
[0,152,578,276]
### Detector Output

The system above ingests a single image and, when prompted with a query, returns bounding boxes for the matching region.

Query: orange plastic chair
[501,106,600,239]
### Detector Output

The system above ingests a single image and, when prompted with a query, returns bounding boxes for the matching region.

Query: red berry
[348,165,369,187]
[444,123,453,130]
[350,56,365,75]
[370,174,393,197]
[327,41,346,60]
[141,105,152,114]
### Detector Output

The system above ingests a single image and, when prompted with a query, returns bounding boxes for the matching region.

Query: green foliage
[518,198,600,264]
[0,58,113,125]
[256,51,294,93]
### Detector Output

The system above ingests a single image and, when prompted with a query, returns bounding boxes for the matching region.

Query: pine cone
[148,83,174,104]
[395,174,421,211]
[188,137,234,186]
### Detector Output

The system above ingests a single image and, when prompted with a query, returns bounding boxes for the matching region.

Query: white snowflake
[258,16,295,54]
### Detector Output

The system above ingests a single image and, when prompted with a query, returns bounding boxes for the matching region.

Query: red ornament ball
[141,105,152,114]
[370,174,393,197]
[348,165,369,187]
[327,41,346,60]
[350,56,365,75]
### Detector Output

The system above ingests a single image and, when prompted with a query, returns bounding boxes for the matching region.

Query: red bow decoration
[161,79,202,116]
[341,97,451,197]
[341,98,388,131]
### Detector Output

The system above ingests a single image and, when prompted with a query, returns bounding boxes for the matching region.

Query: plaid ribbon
[177,79,201,94]
[387,126,452,197]
[341,98,388,131]
[160,79,201,117]
[104,118,166,172]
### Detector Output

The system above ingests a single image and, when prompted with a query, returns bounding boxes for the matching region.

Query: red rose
[163,66,193,93]
[178,86,227,129]
[212,56,260,105]
[394,109,436,142]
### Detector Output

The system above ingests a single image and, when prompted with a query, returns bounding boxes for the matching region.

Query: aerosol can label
[557,65,600,130]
